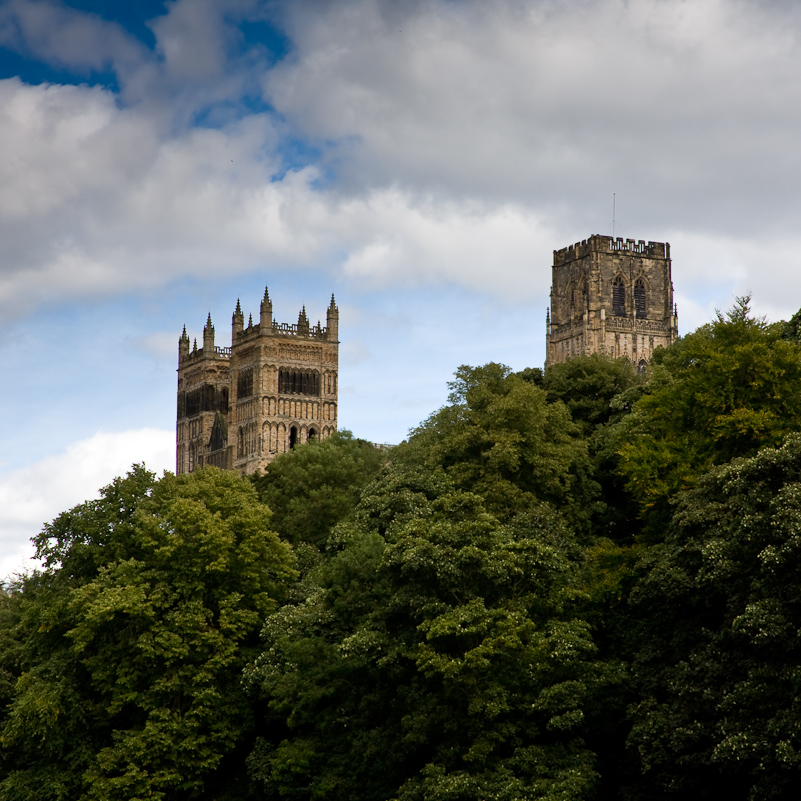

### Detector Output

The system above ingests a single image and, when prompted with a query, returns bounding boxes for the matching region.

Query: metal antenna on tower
[612,193,616,239]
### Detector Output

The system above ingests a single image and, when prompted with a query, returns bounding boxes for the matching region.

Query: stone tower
[545,235,678,370]
[176,290,339,475]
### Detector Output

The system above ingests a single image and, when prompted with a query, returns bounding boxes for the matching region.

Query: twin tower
[176,289,339,475]
[176,234,679,475]
[545,234,679,369]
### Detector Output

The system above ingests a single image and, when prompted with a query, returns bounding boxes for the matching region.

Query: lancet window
[612,276,626,317]
[278,369,320,396]
[634,279,646,318]
[237,369,253,399]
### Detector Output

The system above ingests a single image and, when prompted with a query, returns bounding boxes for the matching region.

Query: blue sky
[2,0,801,578]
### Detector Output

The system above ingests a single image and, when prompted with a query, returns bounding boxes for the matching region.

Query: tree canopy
[246,466,614,801]
[250,430,385,548]
[627,435,801,800]
[400,363,599,534]
[0,466,294,801]
[5,297,801,800]
[613,297,801,536]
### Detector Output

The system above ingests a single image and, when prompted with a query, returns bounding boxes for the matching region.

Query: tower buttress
[326,294,339,341]
[260,286,273,330]
[179,325,190,360]
[203,313,215,353]
[232,299,244,339]
[298,305,310,336]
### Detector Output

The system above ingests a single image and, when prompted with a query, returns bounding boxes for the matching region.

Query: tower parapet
[546,234,678,370]
[176,289,339,476]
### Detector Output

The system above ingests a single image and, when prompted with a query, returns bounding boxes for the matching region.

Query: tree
[250,430,385,548]
[400,363,598,534]
[541,353,640,436]
[247,466,615,801]
[613,297,801,537]
[0,466,295,801]
[627,435,801,800]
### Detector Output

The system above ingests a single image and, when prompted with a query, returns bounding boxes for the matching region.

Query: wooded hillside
[2,298,800,801]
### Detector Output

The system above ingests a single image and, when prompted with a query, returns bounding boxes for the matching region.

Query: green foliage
[613,297,801,536]
[401,363,598,533]
[247,466,615,801]
[0,466,294,801]
[782,303,801,344]
[8,297,801,800]
[542,353,640,435]
[627,434,801,799]
[251,430,385,548]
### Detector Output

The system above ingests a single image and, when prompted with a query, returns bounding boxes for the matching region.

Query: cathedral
[176,289,339,475]
[175,234,677,475]
[546,235,678,369]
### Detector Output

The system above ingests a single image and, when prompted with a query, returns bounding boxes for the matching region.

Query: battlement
[179,345,231,365]
[553,235,669,266]
[269,321,329,339]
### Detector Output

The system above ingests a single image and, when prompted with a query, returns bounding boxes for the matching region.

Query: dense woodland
[4,297,801,800]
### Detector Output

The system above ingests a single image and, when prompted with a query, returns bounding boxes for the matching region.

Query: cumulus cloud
[0,74,563,313]
[0,0,146,76]
[0,0,800,326]
[0,428,174,583]
[268,0,801,231]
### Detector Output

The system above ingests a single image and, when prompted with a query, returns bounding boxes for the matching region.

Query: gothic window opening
[634,279,646,318]
[237,369,253,399]
[637,359,647,375]
[613,277,626,317]
[278,369,320,396]
[289,426,298,449]
[308,427,317,441]
[208,413,227,453]
[237,427,245,458]
[573,280,588,321]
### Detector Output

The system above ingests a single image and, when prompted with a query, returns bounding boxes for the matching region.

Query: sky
[2,0,801,579]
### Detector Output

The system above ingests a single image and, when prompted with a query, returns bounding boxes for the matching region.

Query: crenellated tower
[545,235,678,370]
[176,290,339,475]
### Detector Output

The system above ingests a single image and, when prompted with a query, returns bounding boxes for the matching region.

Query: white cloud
[0,0,146,76]
[268,0,801,230]
[0,428,174,583]
[0,73,562,312]
[0,0,799,332]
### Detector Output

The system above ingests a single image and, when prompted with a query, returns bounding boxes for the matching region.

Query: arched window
[188,442,196,472]
[237,369,253,399]
[237,427,245,458]
[278,369,321,396]
[613,276,626,317]
[571,280,588,321]
[637,359,647,375]
[634,279,646,318]
[308,427,317,441]
[289,426,298,449]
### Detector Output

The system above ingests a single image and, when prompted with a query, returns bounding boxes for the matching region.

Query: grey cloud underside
[269,0,801,232]
[0,0,800,320]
